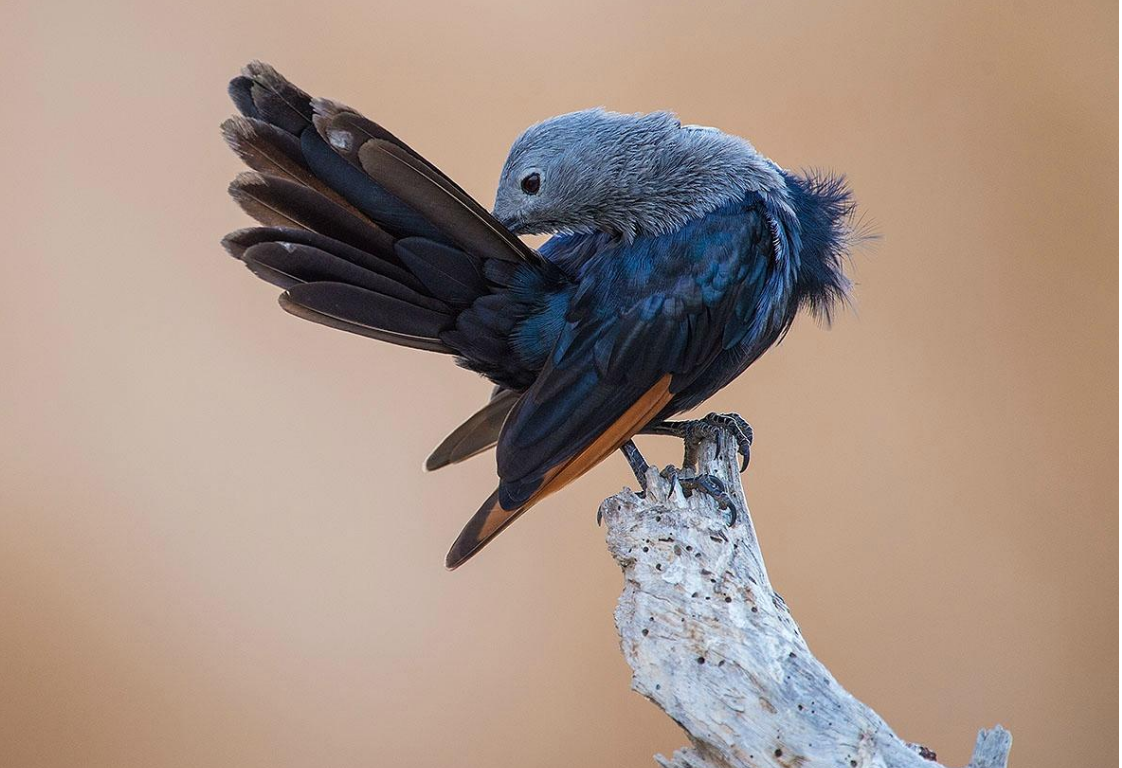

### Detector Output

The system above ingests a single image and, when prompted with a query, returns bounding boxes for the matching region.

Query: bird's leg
[600,440,653,526]
[643,412,754,472]
[620,439,651,489]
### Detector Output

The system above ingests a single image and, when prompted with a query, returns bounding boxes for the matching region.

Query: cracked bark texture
[599,431,1011,768]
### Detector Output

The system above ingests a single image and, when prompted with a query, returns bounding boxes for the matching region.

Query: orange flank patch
[445,375,674,569]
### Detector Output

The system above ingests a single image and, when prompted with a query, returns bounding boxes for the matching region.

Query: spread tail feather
[221,61,539,357]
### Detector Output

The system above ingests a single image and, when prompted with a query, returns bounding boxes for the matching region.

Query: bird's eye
[520,172,541,195]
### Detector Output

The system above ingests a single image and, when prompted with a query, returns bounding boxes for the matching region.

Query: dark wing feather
[228,171,393,252]
[221,226,422,290]
[309,100,534,260]
[356,139,540,265]
[395,237,487,308]
[229,62,313,134]
[243,242,449,311]
[298,126,448,242]
[221,116,355,210]
[311,99,474,197]
[280,282,453,353]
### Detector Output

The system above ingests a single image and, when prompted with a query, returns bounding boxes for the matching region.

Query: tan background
[1,1,1116,766]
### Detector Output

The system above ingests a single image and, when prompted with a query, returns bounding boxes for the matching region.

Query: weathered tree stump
[599,430,1011,768]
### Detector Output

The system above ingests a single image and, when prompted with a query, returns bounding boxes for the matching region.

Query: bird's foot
[661,466,738,526]
[702,413,754,470]
[647,413,753,472]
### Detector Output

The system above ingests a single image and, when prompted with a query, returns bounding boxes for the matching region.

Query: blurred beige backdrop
[1,1,1116,766]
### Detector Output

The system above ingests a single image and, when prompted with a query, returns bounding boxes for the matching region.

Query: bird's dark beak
[492,204,525,232]
[494,212,521,232]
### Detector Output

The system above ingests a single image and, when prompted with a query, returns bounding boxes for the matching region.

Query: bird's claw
[695,412,753,472]
[662,467,739,526]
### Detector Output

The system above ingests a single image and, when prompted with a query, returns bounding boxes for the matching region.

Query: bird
[220,62,859,569]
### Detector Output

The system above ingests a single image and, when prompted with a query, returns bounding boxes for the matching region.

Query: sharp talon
[697,473,726,495]
[724,501,738,526]
[700,412,753,474]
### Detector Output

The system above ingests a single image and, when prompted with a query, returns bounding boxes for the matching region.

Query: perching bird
[220,62,858,569]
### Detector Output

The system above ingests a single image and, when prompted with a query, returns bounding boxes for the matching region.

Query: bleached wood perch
[599,430,1011,768]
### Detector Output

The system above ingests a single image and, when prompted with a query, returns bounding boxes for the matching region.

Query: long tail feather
[425,388,518,471]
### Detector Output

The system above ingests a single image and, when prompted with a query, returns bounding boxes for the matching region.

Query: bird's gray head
[492,108,789,240]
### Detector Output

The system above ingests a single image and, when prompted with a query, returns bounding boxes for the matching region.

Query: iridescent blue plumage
[496,194,783,507]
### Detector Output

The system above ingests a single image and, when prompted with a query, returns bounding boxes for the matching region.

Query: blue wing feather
[495,194,788,508]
